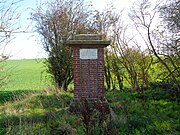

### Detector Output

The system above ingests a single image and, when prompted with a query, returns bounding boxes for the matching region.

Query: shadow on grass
[0,90,39,104]
[0,108,67,128]
[0,92,74,134]
[33,94,72,109]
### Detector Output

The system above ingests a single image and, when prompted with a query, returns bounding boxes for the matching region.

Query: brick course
[73,47,105,98]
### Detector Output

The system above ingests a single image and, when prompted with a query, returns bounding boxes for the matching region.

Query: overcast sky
[3,0,136,59]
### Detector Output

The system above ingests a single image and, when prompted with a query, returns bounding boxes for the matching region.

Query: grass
[106,90,180,135]
[0,89,76,134]
[0,59,179,134]
[0,89,179,134]
[0,59,52,91]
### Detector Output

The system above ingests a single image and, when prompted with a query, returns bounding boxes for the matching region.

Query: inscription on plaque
[80,49,98,59]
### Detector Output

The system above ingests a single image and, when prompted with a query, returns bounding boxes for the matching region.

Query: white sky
[2,0,140,59]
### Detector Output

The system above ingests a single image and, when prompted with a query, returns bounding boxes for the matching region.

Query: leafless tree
[0,0,21,88]
[92,5,122,90]
[129,0,179,91]
[32,0,98,90]
[158,0,180,79]
[113,30,153,92]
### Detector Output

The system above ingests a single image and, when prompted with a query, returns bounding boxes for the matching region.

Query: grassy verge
[0,89,179,135]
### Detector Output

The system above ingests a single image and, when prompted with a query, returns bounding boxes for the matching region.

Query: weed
[79,98,118,135]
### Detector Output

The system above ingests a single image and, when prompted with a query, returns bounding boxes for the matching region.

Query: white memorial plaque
[80,49,98,59]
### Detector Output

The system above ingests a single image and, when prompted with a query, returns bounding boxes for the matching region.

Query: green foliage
[105,90,180,135]
[45,45,73,91]
[148,82,180,101]
[105,47,153,92]
[0,88,179,134]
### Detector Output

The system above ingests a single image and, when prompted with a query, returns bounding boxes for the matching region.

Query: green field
[0,59,52,91]
[0,59,179,134]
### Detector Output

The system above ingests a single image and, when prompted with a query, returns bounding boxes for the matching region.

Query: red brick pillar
[67,34,110,99]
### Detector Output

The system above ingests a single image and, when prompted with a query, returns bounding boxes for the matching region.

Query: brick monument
[67,34,110,112]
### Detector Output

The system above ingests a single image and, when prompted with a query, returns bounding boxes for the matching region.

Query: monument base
[67,97,115,117]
